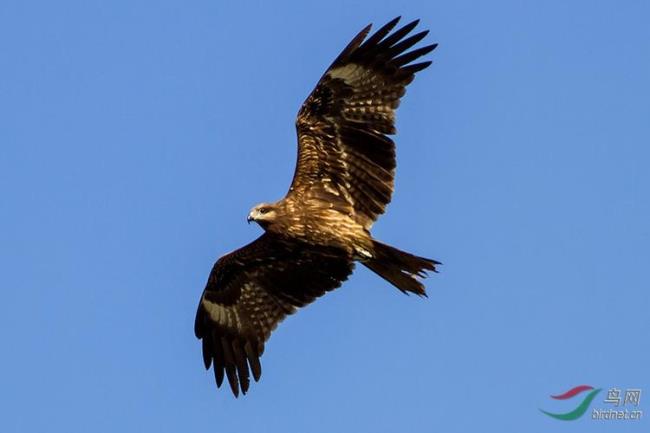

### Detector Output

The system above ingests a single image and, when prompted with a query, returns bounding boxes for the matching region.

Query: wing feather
[290,17,437,229]
[194,233,354,396]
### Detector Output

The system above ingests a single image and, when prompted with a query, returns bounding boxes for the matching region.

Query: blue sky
[1,0,648,431]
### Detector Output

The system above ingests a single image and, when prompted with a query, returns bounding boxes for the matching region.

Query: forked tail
[363,240,440,296]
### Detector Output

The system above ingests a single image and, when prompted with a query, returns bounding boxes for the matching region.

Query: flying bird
[195,17,439,397]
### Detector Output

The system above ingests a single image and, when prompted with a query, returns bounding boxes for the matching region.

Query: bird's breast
[270,206,370,256]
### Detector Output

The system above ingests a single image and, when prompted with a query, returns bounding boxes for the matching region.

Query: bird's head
[247,202,279,228]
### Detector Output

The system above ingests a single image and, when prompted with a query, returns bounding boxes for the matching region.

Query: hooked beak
[247,214,253,224]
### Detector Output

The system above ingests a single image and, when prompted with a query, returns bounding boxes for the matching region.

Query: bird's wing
[290,17,437,229]
[194,233,354,396]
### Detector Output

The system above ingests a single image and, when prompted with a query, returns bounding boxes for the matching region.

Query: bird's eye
[259,207,268,214]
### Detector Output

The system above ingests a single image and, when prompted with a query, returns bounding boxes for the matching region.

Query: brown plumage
[195,17,440,397]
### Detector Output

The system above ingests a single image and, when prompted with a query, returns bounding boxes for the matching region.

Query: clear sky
[1,1,648,432]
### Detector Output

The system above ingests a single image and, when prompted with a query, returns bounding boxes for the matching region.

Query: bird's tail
[363,240,439,296]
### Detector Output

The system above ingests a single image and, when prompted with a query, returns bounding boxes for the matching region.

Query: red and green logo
[540,385,602,420]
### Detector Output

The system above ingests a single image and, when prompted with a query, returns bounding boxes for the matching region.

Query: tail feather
[363,240,439,296]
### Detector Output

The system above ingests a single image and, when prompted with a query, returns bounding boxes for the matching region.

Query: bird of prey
[195,17,439,397]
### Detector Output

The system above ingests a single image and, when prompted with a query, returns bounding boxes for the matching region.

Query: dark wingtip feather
[400,60,433,77]
[194,306,204,338]
[244,341,262,382]
[332,23,373,66]
[221,338,240,397]
[393,45,437,67]
[210,331,226,388]
[201,338,212,370]
[213,360,225,388]
[357,23,373,40]
[226,366,239,397]
[377,19,420,49]
[360,16,401,49]
[387,30,430,58]
[232,340,250,395]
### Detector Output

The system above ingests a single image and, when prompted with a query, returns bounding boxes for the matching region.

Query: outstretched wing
[290,17,437,229]
[194,233,354,396]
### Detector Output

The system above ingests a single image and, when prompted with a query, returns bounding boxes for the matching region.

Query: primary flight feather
[194,17,439,397]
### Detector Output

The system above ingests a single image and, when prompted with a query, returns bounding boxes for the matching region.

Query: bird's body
[195,17,440,397]
[250,199,372,257]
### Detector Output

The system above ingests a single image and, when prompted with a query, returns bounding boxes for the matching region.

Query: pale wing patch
[202,282,296,340]
[356,247,373,259]
[202,298,241,329]
[327,63,365,84]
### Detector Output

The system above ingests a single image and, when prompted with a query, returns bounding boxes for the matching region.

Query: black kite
[195,17,439,396]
